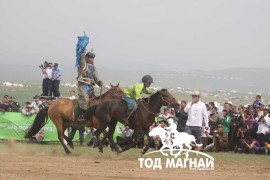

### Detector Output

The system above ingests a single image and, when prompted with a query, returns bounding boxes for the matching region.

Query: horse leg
[62,124,74,149]
[93,126,108,153]
[142,132,151,155]
[63,133,74,150]
[57,127,71,154]
[107,118,120,153]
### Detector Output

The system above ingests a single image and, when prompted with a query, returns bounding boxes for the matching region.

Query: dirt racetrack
[0,142,269,180]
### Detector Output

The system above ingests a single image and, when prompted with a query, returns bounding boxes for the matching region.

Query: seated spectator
[8,98,20,112]
[47,98,53,106]
[265,142,270,155]
[31,95,43,112]
[21,102,38,116]
[87,128,97,147]
[0,95,10,111]
[69,90,76,100]
[242,137,264,154]
[116,126,134,147]
[205,125,228,152]
[158,107,174,119]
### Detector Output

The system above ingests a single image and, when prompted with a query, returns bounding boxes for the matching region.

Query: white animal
[149,126,202,158]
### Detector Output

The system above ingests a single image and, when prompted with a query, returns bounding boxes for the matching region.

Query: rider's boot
[74,104,86,124]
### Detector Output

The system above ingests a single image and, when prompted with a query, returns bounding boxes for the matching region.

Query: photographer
[204,125,228,152]
[242,137,264,154]
[40,61,53,96]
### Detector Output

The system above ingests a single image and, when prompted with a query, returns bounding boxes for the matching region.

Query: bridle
[140,90,174,116]
[109,87,124,99]
[88,86,124,103]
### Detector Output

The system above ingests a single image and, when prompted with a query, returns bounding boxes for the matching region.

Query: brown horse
[24,83,124,154]
[85,89,179,154]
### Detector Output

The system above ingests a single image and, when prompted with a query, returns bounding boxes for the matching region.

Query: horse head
[159,89,179,107]
[109,83,125,99]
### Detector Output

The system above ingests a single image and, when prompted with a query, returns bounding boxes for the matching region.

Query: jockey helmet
[142,75,154,83]
[86,52,95,58]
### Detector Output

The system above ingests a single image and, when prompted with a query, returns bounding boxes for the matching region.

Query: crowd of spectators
[149,94,270,155]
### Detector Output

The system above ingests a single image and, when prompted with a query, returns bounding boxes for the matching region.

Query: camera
[39,61,51,69]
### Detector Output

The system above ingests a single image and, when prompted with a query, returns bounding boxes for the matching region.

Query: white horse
[149,126,202,158]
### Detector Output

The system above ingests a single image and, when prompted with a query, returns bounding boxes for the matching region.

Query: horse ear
[110,83,114,88]
[116,82,120,87]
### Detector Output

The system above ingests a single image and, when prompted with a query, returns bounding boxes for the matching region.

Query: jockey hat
[86,51,95,58]
[142,75,154,83]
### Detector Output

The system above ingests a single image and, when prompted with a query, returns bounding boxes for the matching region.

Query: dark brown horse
[24,83,124,154]
[85,89,179,154]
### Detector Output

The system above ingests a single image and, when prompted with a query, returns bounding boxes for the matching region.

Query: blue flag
[75,34,89,68]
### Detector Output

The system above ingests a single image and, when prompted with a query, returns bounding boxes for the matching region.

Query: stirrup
[77,115,85,122]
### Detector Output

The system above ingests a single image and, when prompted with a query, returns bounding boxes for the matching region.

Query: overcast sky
[0,0,269,72]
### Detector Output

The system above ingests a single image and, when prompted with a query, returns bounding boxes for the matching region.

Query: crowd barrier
[0,112,124,142]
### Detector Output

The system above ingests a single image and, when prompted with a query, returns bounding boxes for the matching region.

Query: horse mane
[93,90,108,99]
[142,89,167,102]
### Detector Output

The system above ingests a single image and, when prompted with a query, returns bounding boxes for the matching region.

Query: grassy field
[0,141,269,166]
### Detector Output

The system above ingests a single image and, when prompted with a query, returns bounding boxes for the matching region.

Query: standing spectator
[218,109,231,136]
[209,107,219,133]
[51,63,61,97]
[184,91,209,145]
[253,95,262,110]
[175,100,188,132]
[41,62,53,96]
[207,102,215,116]
[256,109,270,146]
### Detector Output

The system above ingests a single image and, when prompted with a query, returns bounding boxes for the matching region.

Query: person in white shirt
[69,90,76,100]
[256,109,270,146]
[184,91,209,144]
[31,95,43,112]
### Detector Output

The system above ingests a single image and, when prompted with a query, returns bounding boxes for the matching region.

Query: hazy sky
[0,0,270,71]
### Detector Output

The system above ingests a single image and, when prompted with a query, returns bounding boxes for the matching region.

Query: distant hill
[0,63,269,93]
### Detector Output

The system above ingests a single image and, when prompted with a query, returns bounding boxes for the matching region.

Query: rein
[140,90,175,116]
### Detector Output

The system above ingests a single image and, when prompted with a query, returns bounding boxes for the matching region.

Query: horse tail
[24,106,49,139]
[84,104,97,121]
